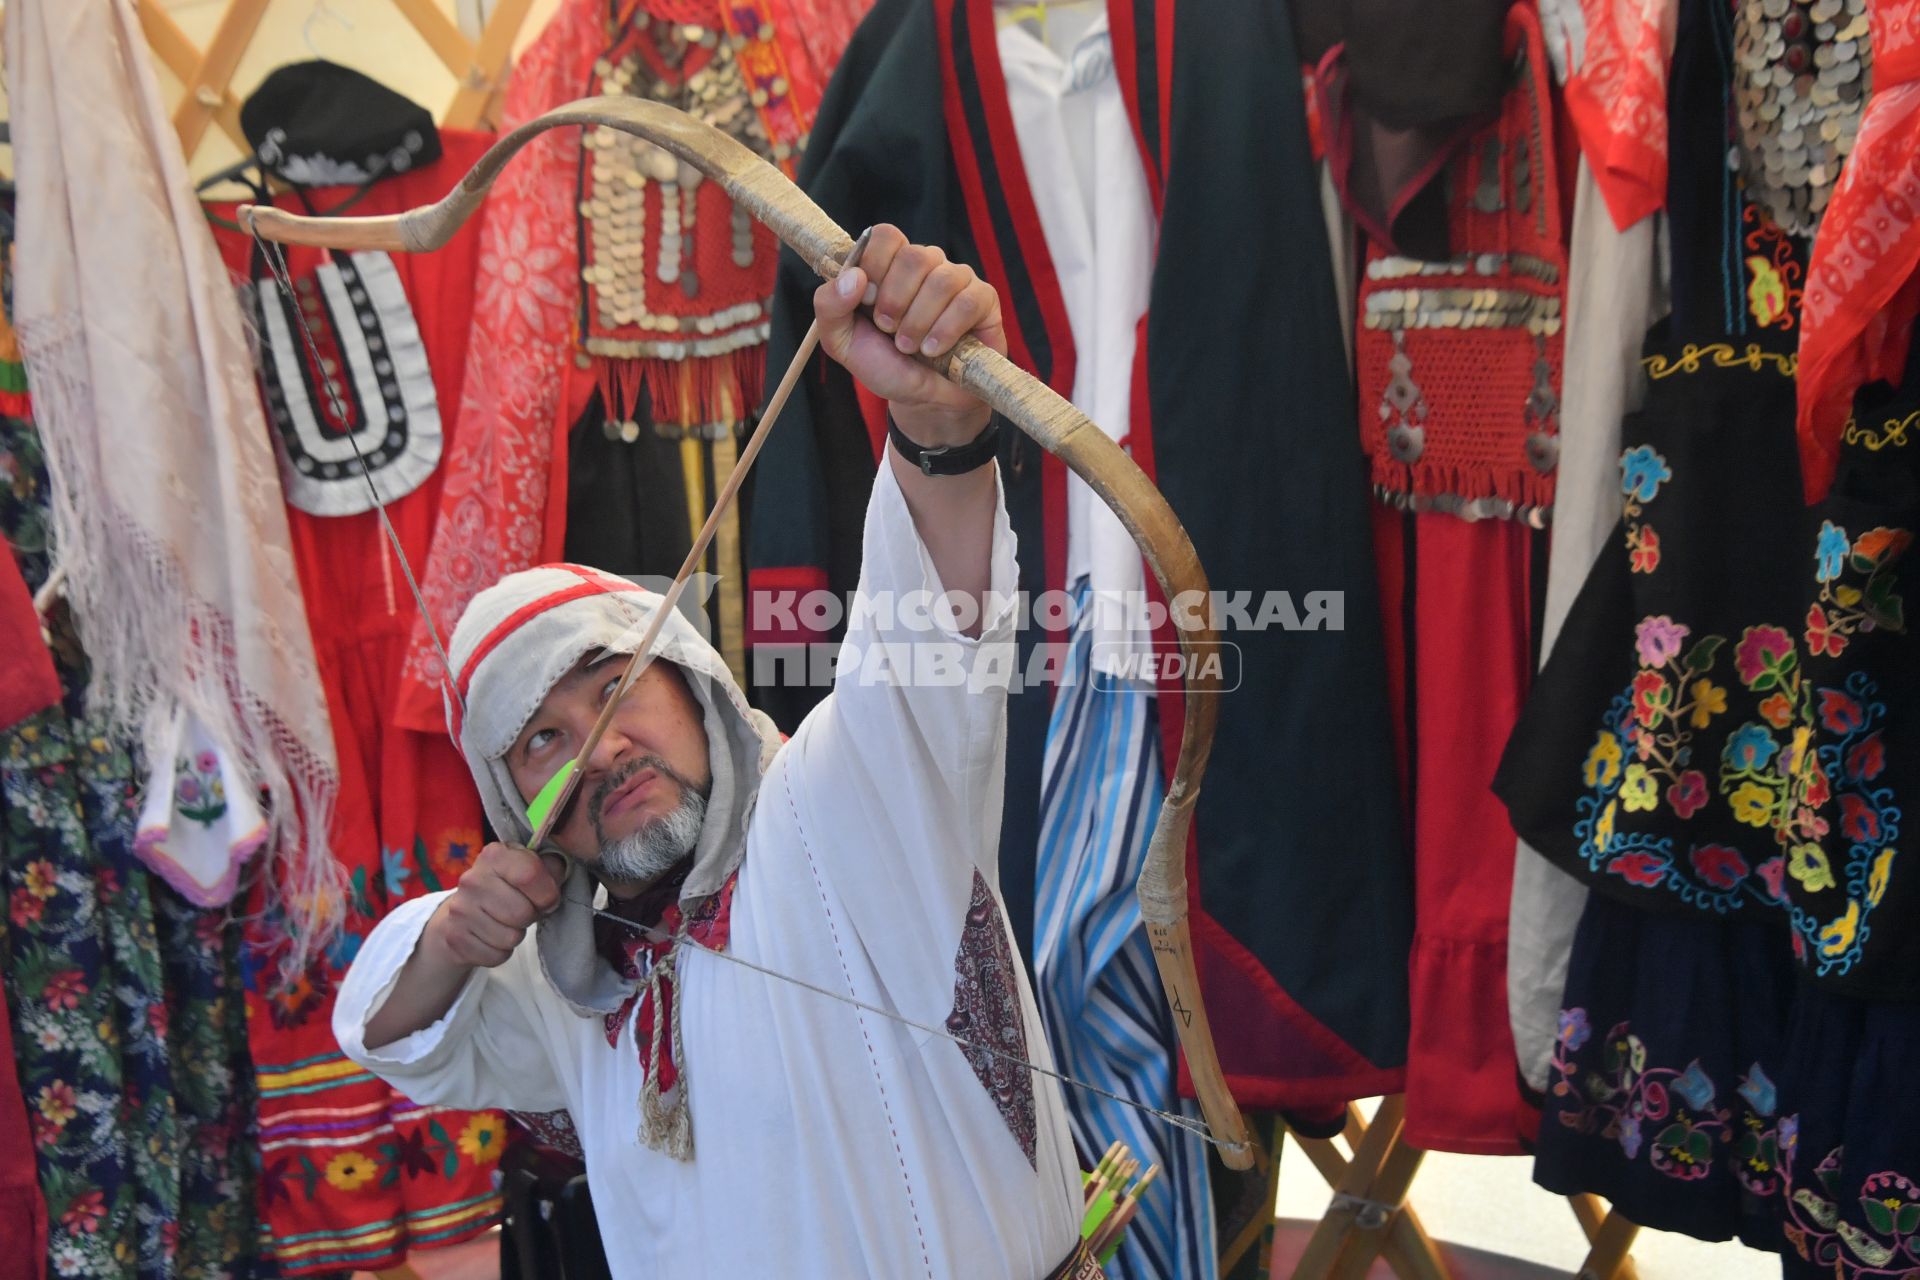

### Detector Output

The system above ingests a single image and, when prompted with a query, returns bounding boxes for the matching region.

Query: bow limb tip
[237,202,411,254]
[1147,914,1256,1170]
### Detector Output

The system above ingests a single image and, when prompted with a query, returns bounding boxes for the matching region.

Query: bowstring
[569,893,1229,1152]
[247,226,466,721]
[246,219,1226,1157]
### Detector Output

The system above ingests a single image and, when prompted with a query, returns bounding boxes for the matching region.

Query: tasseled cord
[638,939,695,1161]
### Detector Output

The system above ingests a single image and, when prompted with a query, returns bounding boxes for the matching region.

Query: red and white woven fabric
[1798,0,1920,503]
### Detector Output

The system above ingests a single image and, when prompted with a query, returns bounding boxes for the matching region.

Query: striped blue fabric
[1036,581,1217,1280]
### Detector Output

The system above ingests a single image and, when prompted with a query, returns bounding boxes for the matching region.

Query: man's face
[506,653,714,882]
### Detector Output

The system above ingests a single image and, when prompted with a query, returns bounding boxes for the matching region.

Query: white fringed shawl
[7,0,343,973]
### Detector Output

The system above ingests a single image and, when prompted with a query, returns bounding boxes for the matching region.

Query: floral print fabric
[2,404,264,1278]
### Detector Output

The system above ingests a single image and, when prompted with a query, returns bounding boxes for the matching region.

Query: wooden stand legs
[1275,1097,1643,1280]
[1568,1193,1642,1280]
[1288,1097,1449,1280]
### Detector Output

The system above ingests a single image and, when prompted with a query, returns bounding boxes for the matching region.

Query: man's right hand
[424,842,565,969]
[360,842,565,1051]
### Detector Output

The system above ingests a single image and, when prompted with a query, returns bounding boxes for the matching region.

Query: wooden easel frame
[1222,1095,1645,1279]
[1567,1194,1642,1280]
[1287,1097,1450,1280]
[132,0,540,169]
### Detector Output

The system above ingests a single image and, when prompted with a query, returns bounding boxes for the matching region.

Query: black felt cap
[241,60,442,187]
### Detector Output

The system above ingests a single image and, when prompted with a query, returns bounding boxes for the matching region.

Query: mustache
[587,756,704,827]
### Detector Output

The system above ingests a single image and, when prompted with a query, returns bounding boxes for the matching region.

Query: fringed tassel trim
[637,945,695,1162]
[595,349,767,435]
[1370,454,1556,528]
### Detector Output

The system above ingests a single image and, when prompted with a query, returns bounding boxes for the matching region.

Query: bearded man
[334,227,1101,1278]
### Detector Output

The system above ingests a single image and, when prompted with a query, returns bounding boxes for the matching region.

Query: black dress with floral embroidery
[1497,326,1813,921]
[1493,313,1808,1243]
[1505,339,1920,1269]
[1495,0,1920,1268]
[1499,324,1916,994]
[1493,0,1806,1251]
[1768,370,1920,1280]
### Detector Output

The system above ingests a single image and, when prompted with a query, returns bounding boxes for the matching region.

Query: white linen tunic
[334,463,1083,1278]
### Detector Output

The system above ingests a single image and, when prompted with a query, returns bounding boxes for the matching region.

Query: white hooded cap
[444,563,782,1016]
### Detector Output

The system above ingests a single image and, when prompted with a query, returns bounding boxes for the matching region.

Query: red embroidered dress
[210,133,505,1275]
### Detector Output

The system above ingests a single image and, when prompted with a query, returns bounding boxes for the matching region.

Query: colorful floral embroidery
[1774,673,1903,976]
[1571,428,1913,955]
[1630,524,1662,573]
[1743,204,1805,330]
[456,1114,504,1165]
[1691,843,1751,890]
[1748,258,1789,328]
[323,1151,378,1192]
[1805,524,1911,660]
[1572,612,1770,906]
[1781,1134,1920,1276]
[1548,1013,1783,1196]
[1621,446,1674,502]
[171,752,228,826]
[1620,445,1673,575]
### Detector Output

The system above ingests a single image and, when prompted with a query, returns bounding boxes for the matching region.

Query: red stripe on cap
[453,570,646,714]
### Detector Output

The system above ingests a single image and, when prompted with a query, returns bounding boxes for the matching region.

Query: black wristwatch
[888,412,1001,476]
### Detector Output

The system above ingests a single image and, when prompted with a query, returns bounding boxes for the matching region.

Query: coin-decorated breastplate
[576,1,811,438]
[1734,0,1873,237]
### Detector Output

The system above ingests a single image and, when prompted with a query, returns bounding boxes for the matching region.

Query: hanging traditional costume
[337,464,1097,1278]
[982,10,1217,1274]
[1,214,264,1279]
[1495,0,1853,1248]
[388,0,869,733]
[565,4,814,681]
[207,125,507,1273]
[749,0,1412,1124]
[1315,2,1564,1154]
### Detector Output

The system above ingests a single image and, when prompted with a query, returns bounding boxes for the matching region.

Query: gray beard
[595,785,708,888]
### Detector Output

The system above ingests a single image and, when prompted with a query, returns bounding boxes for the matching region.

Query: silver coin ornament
[1734,0,1872,237]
